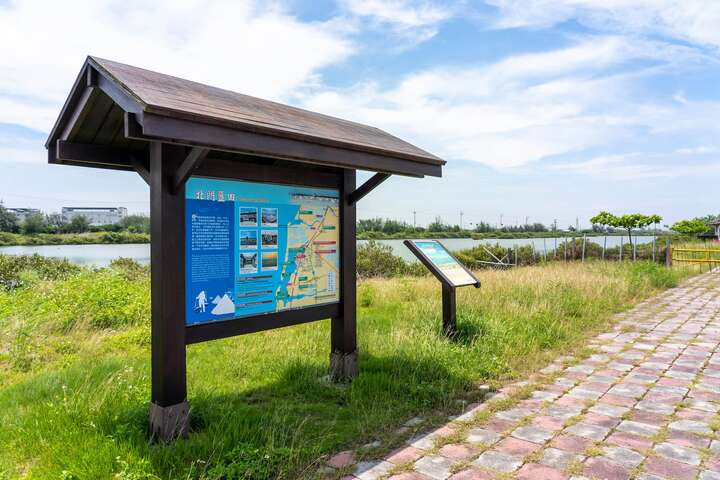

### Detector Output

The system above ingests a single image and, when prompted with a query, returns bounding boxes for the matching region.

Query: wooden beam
[59,86,98,141]
[348,173,390,206]
[131,153,151,186]
[91,58,144,116]
[56,140,143,169]
[330,169,358,381]
[124,111,144,139]
[132,113,437,178]
[149,142,188,440]
[172,147,209,194]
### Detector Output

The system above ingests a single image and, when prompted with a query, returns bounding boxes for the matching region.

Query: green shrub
[357,240,419,278]
[0,254,80,289]
[626,261,682,290]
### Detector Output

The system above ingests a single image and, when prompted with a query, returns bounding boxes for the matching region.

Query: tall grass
[0,256,694,479]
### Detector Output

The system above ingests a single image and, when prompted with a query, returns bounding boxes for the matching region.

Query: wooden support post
[442,283,457,336]
[602,235,607,260]
[665,239,671,268]
[148,142,189,441]
[581,235,586,263]
[330,169,358,381]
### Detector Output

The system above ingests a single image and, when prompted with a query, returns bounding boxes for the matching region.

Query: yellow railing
[671,247,720,266]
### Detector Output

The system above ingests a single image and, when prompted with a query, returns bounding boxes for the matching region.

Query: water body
[0,235,657,266]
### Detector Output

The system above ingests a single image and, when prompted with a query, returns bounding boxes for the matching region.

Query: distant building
[6,207,41,222]
[62,207,127,226]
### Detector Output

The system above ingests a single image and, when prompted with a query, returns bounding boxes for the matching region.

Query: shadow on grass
[446,320,486,346]
[133,353,476,479]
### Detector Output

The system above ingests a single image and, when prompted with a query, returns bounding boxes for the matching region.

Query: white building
[6,207,41,222]
[62,207,127,226]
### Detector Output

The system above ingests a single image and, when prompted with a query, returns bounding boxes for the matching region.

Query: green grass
[0,258,694,479]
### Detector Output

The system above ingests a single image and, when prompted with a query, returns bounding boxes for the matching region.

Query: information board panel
[405,240,479,287]
[185,176,340,326]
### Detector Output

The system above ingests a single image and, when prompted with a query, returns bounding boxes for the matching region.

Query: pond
[0,235,658,266]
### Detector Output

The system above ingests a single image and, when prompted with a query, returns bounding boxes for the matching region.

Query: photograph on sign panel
[239,207,258,226]
[261,207,278,227]
[262,251,278,271]
[240,252,258,273]
[239,230,257,249]
[261,230,278,249]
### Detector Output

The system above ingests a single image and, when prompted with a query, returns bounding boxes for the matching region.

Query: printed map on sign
[410,240,478,287]
[185,176,340,326]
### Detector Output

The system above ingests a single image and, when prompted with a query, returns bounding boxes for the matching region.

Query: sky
[1,0,719,230]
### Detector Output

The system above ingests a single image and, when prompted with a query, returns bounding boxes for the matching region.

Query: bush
[357,240,424,278]
[0,254,80,289]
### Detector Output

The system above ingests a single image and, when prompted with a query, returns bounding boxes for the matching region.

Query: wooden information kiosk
[46,57,445,440]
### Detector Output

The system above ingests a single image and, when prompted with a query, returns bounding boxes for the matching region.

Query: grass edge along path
[0,260,696,479]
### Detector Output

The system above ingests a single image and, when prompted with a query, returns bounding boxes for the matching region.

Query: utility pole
[413,210,417,228]
[460,211,464,230]
[525,215,529,227]
[500,213,503,227]
[576,216,580,232]
[553,219,558,231]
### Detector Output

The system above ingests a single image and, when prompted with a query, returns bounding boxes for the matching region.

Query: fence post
[652,234,656,263]
[554,236,558,260]
[514,244,518,267]
[543,238,547,262]
[581,235,587,263]
[572,235,576,260]
[633,238,637,261]
[602,235,607,260]
[564,238,567,262]
[620,237,623,262]
[665,239,671,268]
[531,242,536,263]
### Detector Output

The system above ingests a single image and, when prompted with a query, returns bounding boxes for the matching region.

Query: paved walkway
[324,272,720,480]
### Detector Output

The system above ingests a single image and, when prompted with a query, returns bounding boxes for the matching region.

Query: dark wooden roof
[46,56,444,177]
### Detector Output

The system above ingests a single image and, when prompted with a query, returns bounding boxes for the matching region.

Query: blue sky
[1,0,719,229]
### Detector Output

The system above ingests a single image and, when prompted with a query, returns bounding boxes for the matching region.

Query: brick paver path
[324,272,720,480]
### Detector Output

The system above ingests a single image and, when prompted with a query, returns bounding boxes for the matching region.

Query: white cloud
[549,151,720,180]
[675,146,720,155]
[298,34,717,169]
[0,0,353,132]
[486,0,720,51]
[340,0,456,45]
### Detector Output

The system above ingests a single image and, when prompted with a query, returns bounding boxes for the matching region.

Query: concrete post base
[329,350,358,382]
[149,400,189,442]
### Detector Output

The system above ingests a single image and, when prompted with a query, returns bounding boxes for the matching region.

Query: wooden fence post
[581,235,587,263]
[665,239,671,268]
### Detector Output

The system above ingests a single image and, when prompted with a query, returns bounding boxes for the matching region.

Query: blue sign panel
[411,240,478,287]
[185,177,341,326]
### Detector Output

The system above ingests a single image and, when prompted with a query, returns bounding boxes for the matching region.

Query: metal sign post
[404,240,480,335]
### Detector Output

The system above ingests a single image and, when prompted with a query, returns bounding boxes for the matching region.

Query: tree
[0,203,19,233]
[671,219,710,236]
[119,214,150,233]
[21,212,46,234]
[63,215,90,233]
[45,213,67,234]
[427,216,448,232]
[590,211,662,248]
